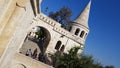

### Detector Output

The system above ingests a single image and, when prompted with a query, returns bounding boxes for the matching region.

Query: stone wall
[28,13,84,54]
[10,53,53,68]
[38,13,85,45]
[0,0,88,68]
[0,0,17,57]
[0,0,35,68]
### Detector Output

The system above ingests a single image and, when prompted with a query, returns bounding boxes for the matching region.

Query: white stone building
[0,0,91,68]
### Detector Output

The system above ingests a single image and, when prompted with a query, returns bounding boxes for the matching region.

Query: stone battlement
[36,13,85,45]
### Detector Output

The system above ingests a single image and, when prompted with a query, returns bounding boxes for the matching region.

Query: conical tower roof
[74,0,91,28]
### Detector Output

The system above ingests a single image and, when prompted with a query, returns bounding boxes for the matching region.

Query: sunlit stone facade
[0,0,91,68]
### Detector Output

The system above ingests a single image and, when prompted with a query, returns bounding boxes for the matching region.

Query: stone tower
[70,0,91,47]
[0,0,91,68]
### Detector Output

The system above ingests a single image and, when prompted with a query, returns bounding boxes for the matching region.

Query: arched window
[80,31,85,38]
[55,41,62,50]
[60,45,65,52]
[75,28,80,35]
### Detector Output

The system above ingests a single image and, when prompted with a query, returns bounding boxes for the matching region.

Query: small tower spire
[74,0,91,28]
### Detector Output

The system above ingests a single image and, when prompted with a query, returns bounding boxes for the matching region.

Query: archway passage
[20,26,51,59]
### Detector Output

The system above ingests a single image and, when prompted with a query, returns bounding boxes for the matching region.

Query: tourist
[32,48,38,59]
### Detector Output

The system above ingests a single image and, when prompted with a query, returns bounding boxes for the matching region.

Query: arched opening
[60,45,65,52]
[75,28,80,35]
[20,26,51,59]
[55,41,62,50]
[80,31,85,38]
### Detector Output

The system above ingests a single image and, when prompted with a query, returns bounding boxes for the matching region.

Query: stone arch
[80,31,85,38]
[55,41,62,50]
[75,28,80,35]
[20,26,51,56]
[60,45,65,52]
[35,26,51,54]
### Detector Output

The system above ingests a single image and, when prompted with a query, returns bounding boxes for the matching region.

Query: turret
[70,0,91,42]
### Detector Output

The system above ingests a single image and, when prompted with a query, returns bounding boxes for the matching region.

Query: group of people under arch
[24,40,65,65]
[25,48,52,65]
[26,48,38,59]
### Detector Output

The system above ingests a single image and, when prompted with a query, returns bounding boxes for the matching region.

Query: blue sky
[41,0,120,68]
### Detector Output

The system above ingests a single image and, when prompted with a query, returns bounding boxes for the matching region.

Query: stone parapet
[37,13,85,45]
[10,53,53,68]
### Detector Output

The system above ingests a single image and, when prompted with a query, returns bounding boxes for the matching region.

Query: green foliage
[104,65,114,68]
[49,6,72,30]
[56,47,80,68]
[51,46,114,68]
[35,30,42,36]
